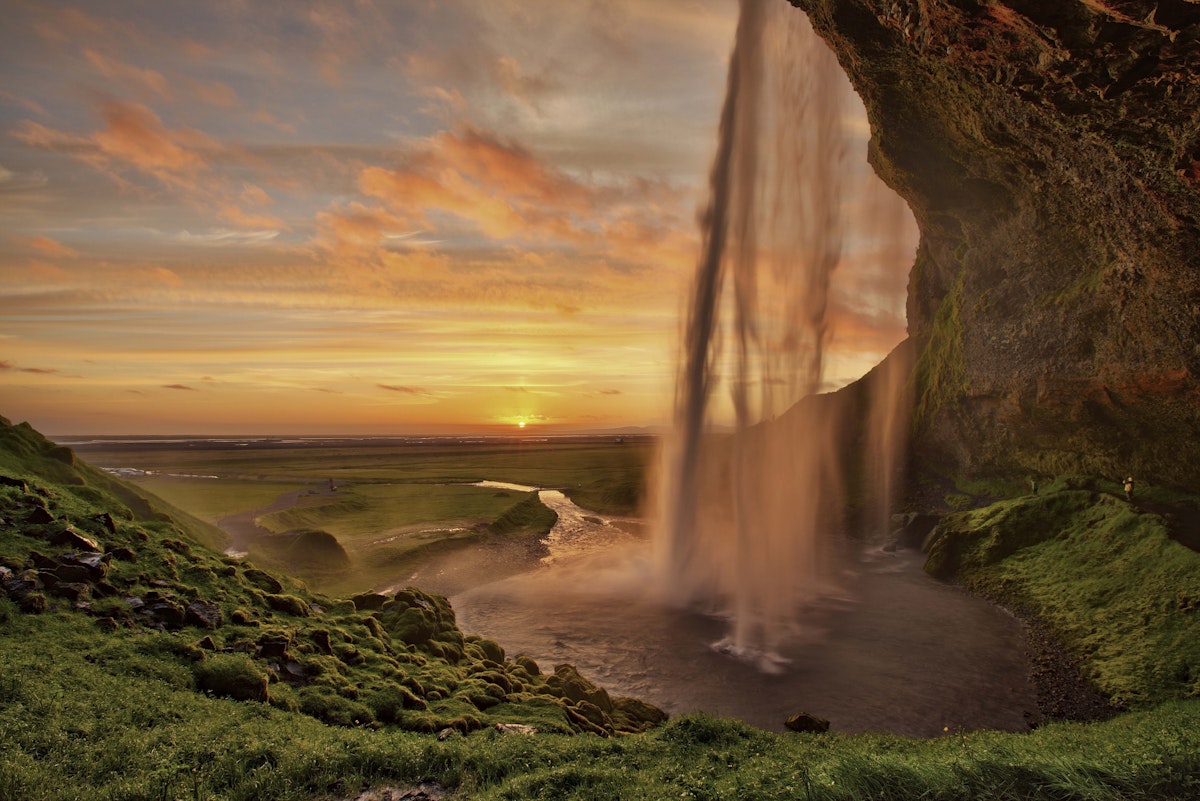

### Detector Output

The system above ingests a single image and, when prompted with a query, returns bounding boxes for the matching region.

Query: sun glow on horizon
[0,1,914,437]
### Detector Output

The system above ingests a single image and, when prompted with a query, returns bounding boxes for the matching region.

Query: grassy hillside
[4,418,1200,799]
[925,475,1200,710]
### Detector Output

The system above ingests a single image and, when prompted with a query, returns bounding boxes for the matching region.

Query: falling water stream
[453,0,1037,734]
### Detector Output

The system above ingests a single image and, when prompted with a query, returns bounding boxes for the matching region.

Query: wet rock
[185,599,223,630]
[785,712,830,733]
[105,546,133,565]
[892,513,942,550]
[283,661,308,682]
[49,527,101,553]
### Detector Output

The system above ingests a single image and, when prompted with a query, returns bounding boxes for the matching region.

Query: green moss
[194,654,269,702]
[925,483,1200,706]
[491,492,557,537]
[913,271,967,431]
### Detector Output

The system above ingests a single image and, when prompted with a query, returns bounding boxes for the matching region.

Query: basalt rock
[791,0,1200,488]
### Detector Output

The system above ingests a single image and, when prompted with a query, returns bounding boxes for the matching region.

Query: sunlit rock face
[793,0,1200,487]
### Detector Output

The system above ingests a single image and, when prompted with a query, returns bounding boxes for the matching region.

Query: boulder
[494,723,538,736]
[26,507,54,525]
[55,552,110,582]
[256,634,291,660]
[310,629,334,655]
[49,527,101,553]
[0,475,29,491]
[48,582,91,603]
[185,600,223,630]
[242,568,283,594]
[351,591,388,611]
[194,654,269,702]
[785,712,830,734]
[147,600,186,629]
[95,513,117,534]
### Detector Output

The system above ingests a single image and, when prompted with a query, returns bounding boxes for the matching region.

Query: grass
[2,617,1199,800]
[78,438,654,517]
[257,483,519,543]
[7,418,1200,799]
[925,475,1200,707]
[135,476,311,524]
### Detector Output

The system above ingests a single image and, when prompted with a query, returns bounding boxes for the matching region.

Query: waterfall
[657,0,914,671]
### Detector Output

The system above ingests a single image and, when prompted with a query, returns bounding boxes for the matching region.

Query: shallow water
[452,500,1037,736]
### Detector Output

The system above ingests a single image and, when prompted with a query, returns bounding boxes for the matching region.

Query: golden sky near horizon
[1,0,916,436]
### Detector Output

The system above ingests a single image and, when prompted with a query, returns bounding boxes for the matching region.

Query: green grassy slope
[926,475,1200,708]
[4,419,1200,799]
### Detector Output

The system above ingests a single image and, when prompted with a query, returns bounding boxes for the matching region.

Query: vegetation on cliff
[793,0,1200,488]
[926,475,1200,709]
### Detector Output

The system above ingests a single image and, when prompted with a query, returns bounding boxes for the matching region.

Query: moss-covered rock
[194,653,269,702]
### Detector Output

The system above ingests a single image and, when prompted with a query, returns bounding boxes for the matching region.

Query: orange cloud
[13,235,79,259]
[353,126,691,263]
[13,100,285,231]
[84,50,171,99]
[190,79,239,108]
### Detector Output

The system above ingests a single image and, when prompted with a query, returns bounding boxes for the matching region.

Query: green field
[76,437,655,596]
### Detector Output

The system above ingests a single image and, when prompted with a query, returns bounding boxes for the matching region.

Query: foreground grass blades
[2,618,1198,800]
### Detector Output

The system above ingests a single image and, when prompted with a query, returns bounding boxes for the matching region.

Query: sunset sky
[1,0,915,436]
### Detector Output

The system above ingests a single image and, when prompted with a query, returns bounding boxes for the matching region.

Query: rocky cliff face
[792,0,1200,488]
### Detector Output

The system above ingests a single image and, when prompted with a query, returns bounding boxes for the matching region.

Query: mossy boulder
[194,653,269,702]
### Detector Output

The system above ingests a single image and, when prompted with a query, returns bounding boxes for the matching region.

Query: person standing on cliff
[1124,476,1134,502]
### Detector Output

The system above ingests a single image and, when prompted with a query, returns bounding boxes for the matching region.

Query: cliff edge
[793,0,1200,487]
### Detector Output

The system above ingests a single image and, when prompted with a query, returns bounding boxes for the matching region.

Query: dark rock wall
[791,0,1200,487]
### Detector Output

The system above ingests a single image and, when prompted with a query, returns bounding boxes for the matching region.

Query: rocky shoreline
[1018,609,1122,727]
